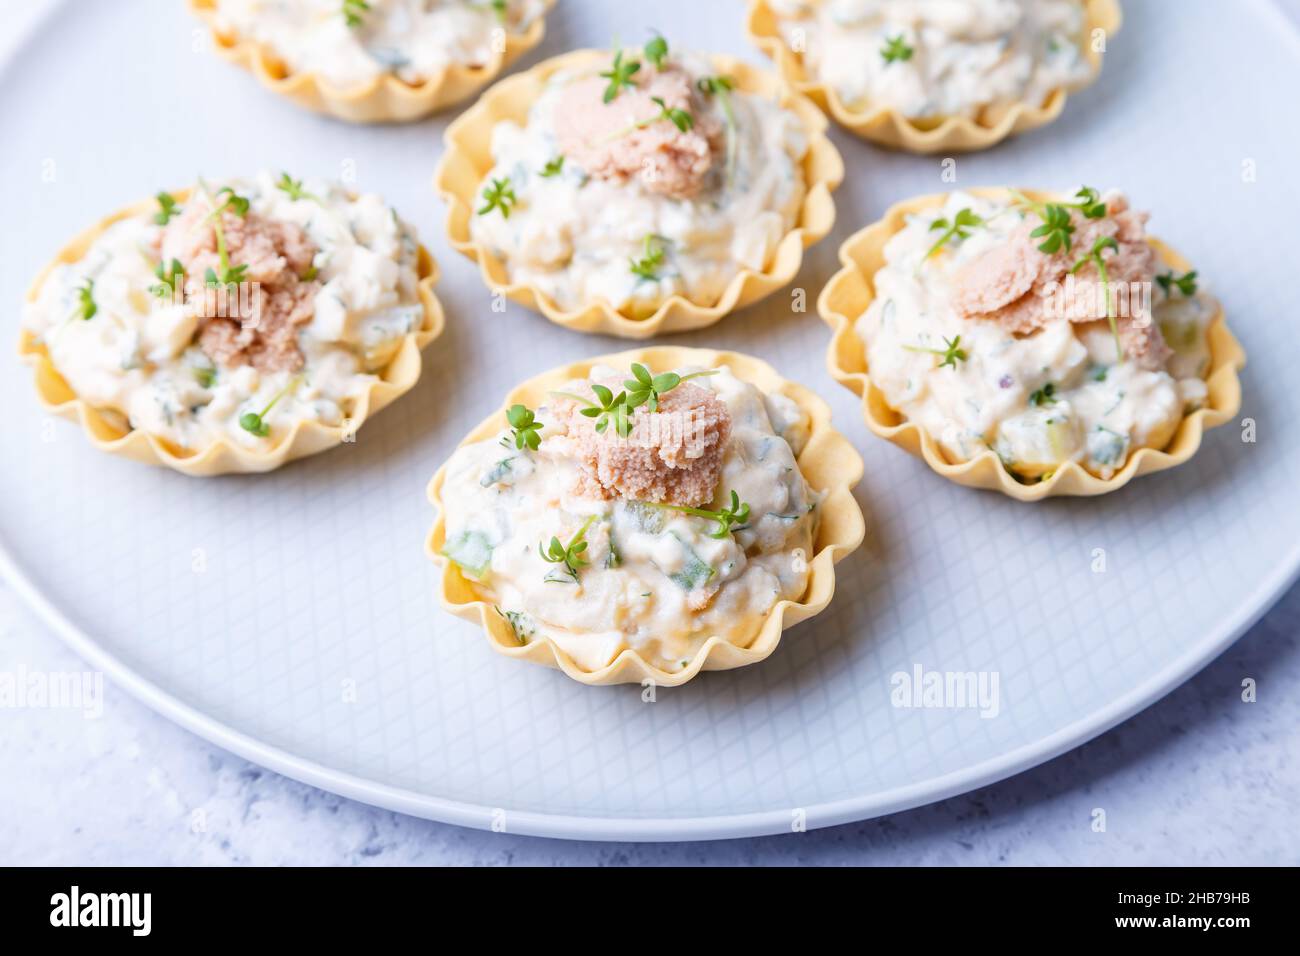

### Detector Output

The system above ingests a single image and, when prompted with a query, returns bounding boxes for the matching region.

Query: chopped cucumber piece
[1088,425,1129,467]
[441,531,492,578]
[496,608,536,645]
[1045,417,1073,460]
[667,533,715,592]
[480,457,514,487]
[624,500,667,534]
[605,518,621,569]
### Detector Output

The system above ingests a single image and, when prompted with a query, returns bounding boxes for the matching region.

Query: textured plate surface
[1,0,1298,840]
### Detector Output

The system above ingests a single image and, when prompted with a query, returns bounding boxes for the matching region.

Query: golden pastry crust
[745,0,1122,153]
[818,189,1245,501]
[426,347,866,685]
[433,50,844,338]
[19,188,445,476]
[188,0,554,123]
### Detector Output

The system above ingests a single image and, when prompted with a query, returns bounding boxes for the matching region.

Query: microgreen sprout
[210,187,250,219]
[539,514,598,583]
[1157,269,1198,297]
[903,335,967,370]
[539,155,565,178]
[553,363,718,439]
[697,74,738,183]
[275,172,317,202]
[343,0,370,28]
[924,208,984,260]
[477,177,517,218]
[603,97,694,143]
[506,403,543,450]
[151,258,185,297]
[1029,382,1058,406]
[75,279,96,321]
[239,375,301,437]
[586,384,631,437]
[1029,203,1076,254]
[644,34,669,70]
[1071,234,1123,359]
[629,234,667,281]
[600,48,641,102]
[551,384,633,438]
[153,191,181,225]
[1015,186,1107,253]
[202,187,251,287]
[881,35,914,64]
[205,263,248,287]
[489,0,507,23]
[624,363,716,412]
[655,490,751,540]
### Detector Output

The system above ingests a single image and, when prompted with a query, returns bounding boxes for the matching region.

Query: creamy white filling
[771,0,1093,119]
[467,53,809,317]
[857,190,1213,481]
[23,171,423,452]
[212,0,545,88]
[439,365,822,671]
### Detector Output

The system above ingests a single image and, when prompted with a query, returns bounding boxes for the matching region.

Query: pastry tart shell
[188,0,554,123]
[745,0,1122,153]
[817,188,1246,501]
[18,188,445,476]
[425,346,866,685]
[433,50,844,338]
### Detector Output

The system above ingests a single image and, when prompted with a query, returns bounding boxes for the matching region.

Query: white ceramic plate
[2,0,1298,841]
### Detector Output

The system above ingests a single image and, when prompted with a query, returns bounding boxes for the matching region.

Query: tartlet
[20,176,444,476]
[746,0,1121,153]
[434,46,843,338]
[426,346,866,685]
[188,0,554,123]
[818,188,1245,500]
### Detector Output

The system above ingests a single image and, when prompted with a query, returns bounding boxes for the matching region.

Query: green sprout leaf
[150,258,185,297]
[881,35,913,64]
[1030,204,1076,254]
[477,177,517,218]
[629,234,666,281]
[600,48,641,103]
[202,187,252,286]
[1029,382,1059,406]
[153,191,181,225]
[343,0,370,28]
[654,490,752,540]
[275,172,317,202]
[506,403,543,451]
[602,96,693,143]
[1071,235,1123,360]
[924,208,984,260]
[239,375,301,438]
[623,363,717,412]
[903,335,968,370]
[538,514,598,583]
[539,155,565,178]
[76,279,97,321]
[1156,269,1198,297]
[644,34,668,70]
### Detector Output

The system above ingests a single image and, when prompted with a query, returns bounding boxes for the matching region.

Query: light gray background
[2,0,1298,864]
